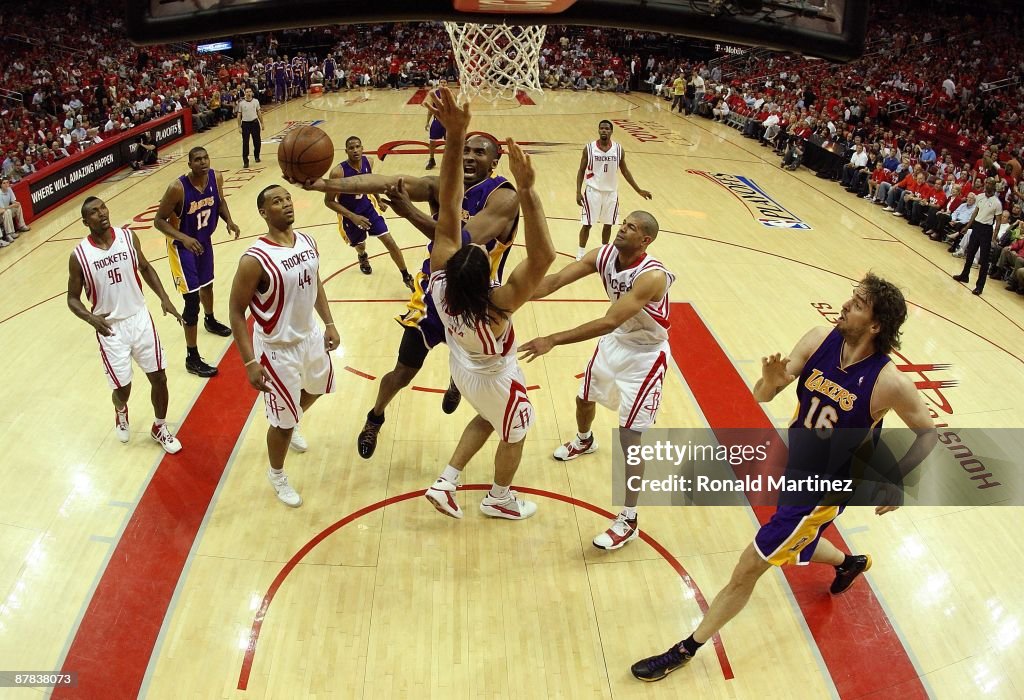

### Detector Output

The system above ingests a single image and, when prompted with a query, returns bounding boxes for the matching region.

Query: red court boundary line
[235,484,733,690]
[669,303,927,700]
[54,333,258,700]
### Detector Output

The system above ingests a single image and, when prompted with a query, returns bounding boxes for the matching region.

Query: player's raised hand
[505,138,535,190]
[245,362,273,393]
[425,87,470,132]
[519,336,554,363]
[89,312,115,337]
[161,297,184,325]
[761,353,794,388]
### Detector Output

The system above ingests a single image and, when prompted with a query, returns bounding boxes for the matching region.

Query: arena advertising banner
[22,112,189,219]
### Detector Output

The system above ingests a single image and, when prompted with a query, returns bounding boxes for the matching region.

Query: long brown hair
[860,273,907,355]
[443,245,508,328]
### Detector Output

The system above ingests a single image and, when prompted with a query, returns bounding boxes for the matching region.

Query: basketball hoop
[444,23,546,102]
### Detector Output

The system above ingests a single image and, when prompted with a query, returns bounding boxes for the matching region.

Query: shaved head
[630,211,660,240]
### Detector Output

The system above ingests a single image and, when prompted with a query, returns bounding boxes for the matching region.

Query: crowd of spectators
[653,5,1024,298]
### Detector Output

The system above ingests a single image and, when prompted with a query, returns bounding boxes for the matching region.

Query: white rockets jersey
[73,227,146,322]
[596,244,675,346]
[243,231,320,346]
[584,139,623,192]
[428,271,517,375]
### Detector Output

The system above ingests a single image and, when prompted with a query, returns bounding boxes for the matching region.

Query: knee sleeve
[182,291,200,326]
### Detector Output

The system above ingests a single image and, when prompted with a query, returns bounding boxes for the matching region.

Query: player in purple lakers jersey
[323,136,414,290]
[631,274,937,683]
[155,146,241,378]
[424,79,448,170]
[295,128,519,460]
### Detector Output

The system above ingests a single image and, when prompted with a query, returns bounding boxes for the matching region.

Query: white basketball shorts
[451,359,534,444]
[578,334,669,431]
[97,308,166,389]
[255,327,336,429]
[580,187,620,226]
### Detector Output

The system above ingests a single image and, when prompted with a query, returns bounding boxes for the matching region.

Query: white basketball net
[444,23,546,102]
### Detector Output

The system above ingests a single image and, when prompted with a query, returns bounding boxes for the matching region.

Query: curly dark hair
[443,245,508,329]
[858,272,907,355]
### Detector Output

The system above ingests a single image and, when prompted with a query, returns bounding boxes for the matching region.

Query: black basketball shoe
[357,411,384,459]
[830,554,872,594]
[631,643,694,682]
[204,315,232,337]
[186,355,218,378]
[358,252,372,275]
[441,380,461,414]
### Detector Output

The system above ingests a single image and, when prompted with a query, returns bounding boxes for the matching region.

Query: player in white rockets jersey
[521,211,674,549]
[420,88,556,520]
[574,120,652,260]
[67,196,184,453]
[228,184,339,508]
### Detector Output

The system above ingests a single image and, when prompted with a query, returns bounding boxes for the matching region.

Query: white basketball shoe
[424,478,462,519]
[553,433,598,461]
[267,468,302,507]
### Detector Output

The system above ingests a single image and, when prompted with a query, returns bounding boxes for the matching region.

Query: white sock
[577,246,586,259]
[623,506,637,520]
[489,483,510,500]
[154,418,166,427]
[578,430,592,441]
[270,466,284,476]
[440,465,461,484]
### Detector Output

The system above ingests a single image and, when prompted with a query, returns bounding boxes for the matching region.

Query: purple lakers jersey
[177,170,220,244]
[338,156,378,214]
[793,328,890,431]
[788,328,891,482]
[419,175,519,280]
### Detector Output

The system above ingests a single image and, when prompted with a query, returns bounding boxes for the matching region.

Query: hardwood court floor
[0,88,1021,699]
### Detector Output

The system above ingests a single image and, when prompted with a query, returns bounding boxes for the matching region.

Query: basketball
[278,126,335,182]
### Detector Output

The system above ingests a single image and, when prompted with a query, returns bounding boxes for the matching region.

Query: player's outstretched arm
[132,231,182,324]
[428,87,470,273]
[491,138,556,314]
[229,255,272,392]
[532,248,600,300]
[294,172,438,202]
[520,271,665,362]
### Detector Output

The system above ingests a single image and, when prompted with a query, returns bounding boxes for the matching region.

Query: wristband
[244,358,259,367]
[326,323,336,327]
